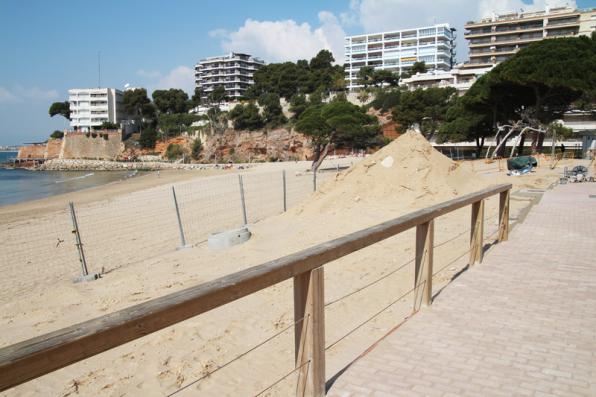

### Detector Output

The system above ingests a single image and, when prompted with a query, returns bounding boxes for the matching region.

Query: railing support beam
[414,220,434,310]
[470,200,485,265]
[498,190,510,242]
[294,268,325,397]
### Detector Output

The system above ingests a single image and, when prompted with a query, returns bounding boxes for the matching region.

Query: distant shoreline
[0,168,230,224]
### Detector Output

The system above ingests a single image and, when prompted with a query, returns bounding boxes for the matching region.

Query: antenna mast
[98,51,101,88]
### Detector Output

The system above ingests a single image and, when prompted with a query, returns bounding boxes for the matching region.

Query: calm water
[0,152,141,206]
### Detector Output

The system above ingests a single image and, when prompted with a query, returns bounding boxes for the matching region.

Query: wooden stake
[470,200,485,265]
[294,268,325,397]
[498,190,510,242]
[414,220,434,310]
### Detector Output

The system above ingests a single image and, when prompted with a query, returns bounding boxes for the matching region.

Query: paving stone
[328,184,596,397]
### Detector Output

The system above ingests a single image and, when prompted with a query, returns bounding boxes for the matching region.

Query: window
[419,28,436,37]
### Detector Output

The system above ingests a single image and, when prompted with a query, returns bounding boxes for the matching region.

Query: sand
[0,169,226,224]
[0,134,589,396]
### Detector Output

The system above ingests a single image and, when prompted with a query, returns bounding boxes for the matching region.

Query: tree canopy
[123,88,152,119]
[228,102,264,130]
[295,100,380,170]
[49,101,71,121]
[486,36,596,125]
[152,89,190,114]
[50,130,64,139]
[246,50,344,100]
[208,85,227,104]
[437,35,596,153]
[392,87,456,135]
[357,67,399,88]
[157,113,200,137]
[258,93,287,127]
[370,89,402,112]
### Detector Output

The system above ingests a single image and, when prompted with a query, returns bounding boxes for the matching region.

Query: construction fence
[0,167,342,299]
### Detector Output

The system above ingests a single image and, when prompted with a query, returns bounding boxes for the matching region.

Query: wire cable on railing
[325,258,414,307]
[252,360,311,397]
[432,225,501,277]
[325,285,417,352]
[166,316,306,396]
[324,213,500,308]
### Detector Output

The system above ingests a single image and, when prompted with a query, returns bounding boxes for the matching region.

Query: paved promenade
[329,183,596,396]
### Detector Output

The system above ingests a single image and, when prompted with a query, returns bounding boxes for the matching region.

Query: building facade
[344,24,456,91]
[194,52,265,99]
[400,66,493,95]
[464,7,596,68]
[68,88,125,132]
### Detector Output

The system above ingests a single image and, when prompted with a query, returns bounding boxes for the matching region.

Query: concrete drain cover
[208,227,251,249]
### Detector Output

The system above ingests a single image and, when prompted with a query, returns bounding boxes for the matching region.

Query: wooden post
[469,200,485,265]
[238,174,248,226]
[498,190,510,242]
[414,220,434,311]
[294,268,325,397]
[282,170,287,212]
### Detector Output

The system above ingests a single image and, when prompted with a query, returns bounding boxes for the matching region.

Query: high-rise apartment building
[195,52,265,99]
[344,24,456,91]
[464,7,596,68]
[68,88,125,132]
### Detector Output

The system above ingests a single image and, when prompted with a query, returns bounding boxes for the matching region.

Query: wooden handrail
[0,183,511,393]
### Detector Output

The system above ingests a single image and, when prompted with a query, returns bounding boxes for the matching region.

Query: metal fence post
[69,202,98,282]
[239,174,248,225]
[313,170,317,192]
[171,187,190,249]
[282,170,287,212]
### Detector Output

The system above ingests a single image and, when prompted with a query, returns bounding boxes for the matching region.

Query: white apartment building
[194,52,265,99]
[69,88,124,131]
[345,23,456,91]
[464,7,596,68]
[400,66,494,95]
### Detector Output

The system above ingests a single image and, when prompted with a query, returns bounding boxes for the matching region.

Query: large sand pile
[296,131,490,215]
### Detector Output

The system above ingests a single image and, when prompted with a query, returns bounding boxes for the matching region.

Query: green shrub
[165,143,184,160]
[50,130,64,139]
[191,139,202,160]
[139,128,158,149]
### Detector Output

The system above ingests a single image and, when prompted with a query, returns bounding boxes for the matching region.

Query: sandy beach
[1,136,591,396]
[0,169,231,224]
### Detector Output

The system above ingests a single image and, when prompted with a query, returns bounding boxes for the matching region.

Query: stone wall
[60,131,124,160]
[17,145,45,159]
[44,139,62,159]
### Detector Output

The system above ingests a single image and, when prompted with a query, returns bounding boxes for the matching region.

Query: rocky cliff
[199,128,313,163]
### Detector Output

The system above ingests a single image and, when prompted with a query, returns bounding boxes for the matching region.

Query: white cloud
[0,86,58,103]
[137,69,161,79]
[0,87,18,103]
[208,28,228,38]
[155,66,195,94]
[214,11,346,64]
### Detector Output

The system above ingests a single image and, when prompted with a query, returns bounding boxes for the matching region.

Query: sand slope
[296,131,489,217]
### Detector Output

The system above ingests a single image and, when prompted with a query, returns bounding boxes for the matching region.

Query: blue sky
[1,0,593,145]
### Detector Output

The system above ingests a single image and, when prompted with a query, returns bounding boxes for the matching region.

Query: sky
[0,0,593,145]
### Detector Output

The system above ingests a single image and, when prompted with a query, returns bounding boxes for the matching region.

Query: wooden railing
[0,183,512,395]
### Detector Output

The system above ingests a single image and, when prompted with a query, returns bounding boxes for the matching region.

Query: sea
[0,152,140,207]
